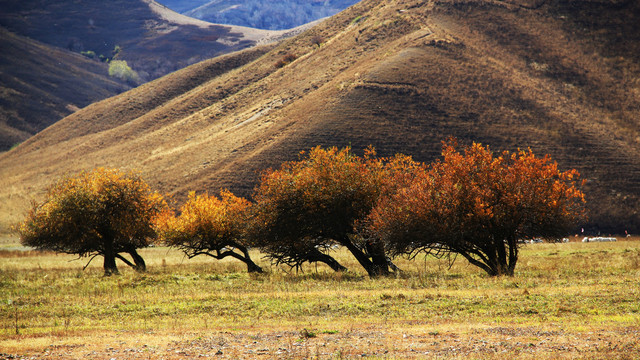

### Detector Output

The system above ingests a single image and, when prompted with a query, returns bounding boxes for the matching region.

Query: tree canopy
[156,190,263,273]
[16,142,587,278]
[18,168,168,275]
[368,140,586,276]
[249,146,418,277]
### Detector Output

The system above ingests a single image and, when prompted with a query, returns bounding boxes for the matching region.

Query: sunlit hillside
[1,0,639,234]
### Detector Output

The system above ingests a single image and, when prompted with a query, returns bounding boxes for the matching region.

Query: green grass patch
[1,240,640,358]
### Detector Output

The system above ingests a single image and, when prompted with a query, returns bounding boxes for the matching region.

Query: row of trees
[18,140,586,277]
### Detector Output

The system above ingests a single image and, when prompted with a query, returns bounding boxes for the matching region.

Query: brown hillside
[0,28,131,151]
[1,0,639,234]
[0,0,277,81]
[0,0,290,151]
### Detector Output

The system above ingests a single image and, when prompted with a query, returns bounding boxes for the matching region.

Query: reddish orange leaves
[250,146,421,276]
[368,140,586,276]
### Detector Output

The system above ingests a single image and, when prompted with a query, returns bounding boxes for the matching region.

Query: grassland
[1,238,639,359]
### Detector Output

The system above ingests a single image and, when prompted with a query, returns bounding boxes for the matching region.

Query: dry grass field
[1,237,639,359]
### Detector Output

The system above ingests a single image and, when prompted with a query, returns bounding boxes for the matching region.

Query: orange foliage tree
[368,140,586,276]
[156,190,263,273]
[249,146,418,277]
[18,168,169,275]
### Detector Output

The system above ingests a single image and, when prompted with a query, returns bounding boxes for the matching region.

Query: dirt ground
[3,325,639,359]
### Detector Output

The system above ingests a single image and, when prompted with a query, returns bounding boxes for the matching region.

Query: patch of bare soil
[3,326,639,359]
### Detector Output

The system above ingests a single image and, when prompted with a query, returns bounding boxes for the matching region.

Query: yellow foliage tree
[156,190,263,273]
[18,168,169,275]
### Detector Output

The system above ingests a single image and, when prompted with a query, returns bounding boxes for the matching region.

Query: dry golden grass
[1,238,639,359]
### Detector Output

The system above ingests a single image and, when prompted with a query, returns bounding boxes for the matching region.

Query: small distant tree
[249,146,418,277]
[80,50,96,59]
[310,35,324,47]
[156,191,263,273]
[108,60,140,85]
[18,168,169,275]
[368,140,586,276]
[274,53,298,68]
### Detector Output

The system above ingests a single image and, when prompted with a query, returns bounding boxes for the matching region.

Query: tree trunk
[101,230,118,276]
[365,240,391,277]
[236,245,263,273]
[340,237,389,277]
[458,250,496,276]
[308,248,347,272]
[103,251,119,276]
[128,249,146,272]
[245,260,264,273]
[506,239,518,276]
[210,245,264,273]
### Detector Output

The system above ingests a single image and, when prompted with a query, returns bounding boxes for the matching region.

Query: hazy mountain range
[159,0,361,30]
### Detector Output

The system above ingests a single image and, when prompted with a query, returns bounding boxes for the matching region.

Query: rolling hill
[0,0,279,81]
[0,0,295,151]
[0,28,131,151]
[1,0,639,235]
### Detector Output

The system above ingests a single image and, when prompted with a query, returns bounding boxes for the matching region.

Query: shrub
[156,191,263,273]
[310,35,325,47]
[80,50,96,59]
[108,60,140,85]
[275,53,298,68]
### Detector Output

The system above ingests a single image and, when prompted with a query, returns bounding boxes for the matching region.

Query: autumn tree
[368,140,586,276]
[18,168,168,275]
[249,146,418,277]
[156,190,263,273]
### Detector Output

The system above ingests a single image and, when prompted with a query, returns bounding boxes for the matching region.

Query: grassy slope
[1,239,639,358]
[0,0,269,81]
[0,28,131,150]
[1,0,639,233]
[0,0,280,151]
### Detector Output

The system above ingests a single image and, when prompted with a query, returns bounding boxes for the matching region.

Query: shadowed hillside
[0,0,277,81]
[0,0,292,150]
[1,0,639,234]
[0,28,131,150]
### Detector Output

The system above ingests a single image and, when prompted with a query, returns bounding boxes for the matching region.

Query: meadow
[1,237,639,359]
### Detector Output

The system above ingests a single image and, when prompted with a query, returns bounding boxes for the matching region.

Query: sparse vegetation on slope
[0,0,287,150]
[0,28,130,151]
[0,0,271,81]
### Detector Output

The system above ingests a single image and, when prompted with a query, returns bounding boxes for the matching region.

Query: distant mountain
[1,0,639,235]
[159,0,360,30]
[0,0,287,151]
[155,0,212,13]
